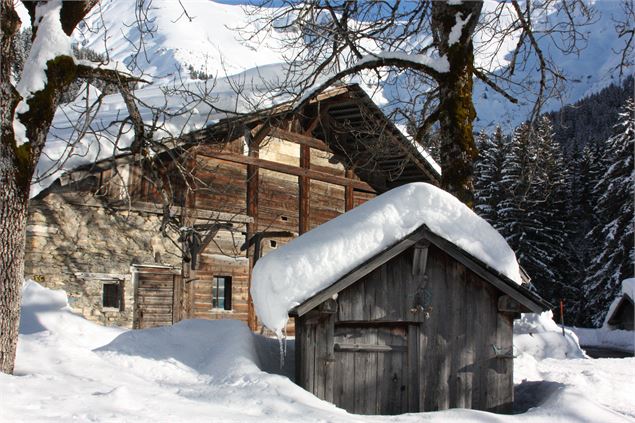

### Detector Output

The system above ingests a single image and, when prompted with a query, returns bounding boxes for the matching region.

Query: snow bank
[19,279,123,348]
[572,327,634,353]
[97,319,260,379]
[513,311,586,360]
[251,182,522,336]
[4,281,634,422]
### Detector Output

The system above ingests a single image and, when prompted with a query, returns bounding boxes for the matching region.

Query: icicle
[277,326,289,369]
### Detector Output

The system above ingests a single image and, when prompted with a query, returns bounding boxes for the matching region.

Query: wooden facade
[27,84,440,332]
[292,226,551,415]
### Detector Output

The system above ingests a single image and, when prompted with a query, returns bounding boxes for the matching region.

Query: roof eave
[290,224,551,318]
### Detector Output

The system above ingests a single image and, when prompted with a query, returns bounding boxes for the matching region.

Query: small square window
[102,282,121,310]
[212,276,232,311]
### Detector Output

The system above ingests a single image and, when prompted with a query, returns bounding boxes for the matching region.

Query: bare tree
[613,0,635,76]
[240,0,596,204]
[2,0,311,374]
[0,0,198,375]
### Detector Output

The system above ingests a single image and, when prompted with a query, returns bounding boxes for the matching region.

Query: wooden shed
[605,292,634,331]
[291,224,551,415]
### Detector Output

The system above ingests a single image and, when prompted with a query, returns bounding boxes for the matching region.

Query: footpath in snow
[1,281,634,422]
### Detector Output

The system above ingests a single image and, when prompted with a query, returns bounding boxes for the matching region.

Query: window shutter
[224,277,232,310]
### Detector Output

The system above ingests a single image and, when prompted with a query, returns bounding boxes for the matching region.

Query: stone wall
[25,192,182,328]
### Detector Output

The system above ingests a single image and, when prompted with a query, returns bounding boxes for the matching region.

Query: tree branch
[473,68,519,104]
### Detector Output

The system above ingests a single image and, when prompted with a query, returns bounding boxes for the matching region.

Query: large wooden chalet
[24,84,440,332]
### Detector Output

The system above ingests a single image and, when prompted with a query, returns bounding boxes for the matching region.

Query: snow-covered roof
[39,80,439,197]
[251,182,526,337]
[34,63,294,197]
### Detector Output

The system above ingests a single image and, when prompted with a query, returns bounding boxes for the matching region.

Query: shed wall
[296,245,514,414]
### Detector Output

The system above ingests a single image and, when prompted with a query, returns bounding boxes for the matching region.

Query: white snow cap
[251,182,522,337]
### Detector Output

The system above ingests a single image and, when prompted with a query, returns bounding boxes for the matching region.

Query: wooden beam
[498,295,525,313]
[303,103,333,136]
[197,148,375,192]
[344,169,354,211]
[269,127,332,152]
[299,144,310,234]
[246,137,259,331]
[334,343,407,353]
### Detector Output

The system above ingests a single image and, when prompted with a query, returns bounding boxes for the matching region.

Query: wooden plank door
[333,324,410,415]
[134,269,178,329]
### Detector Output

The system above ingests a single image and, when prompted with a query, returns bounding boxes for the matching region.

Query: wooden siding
[134,266,182,329]
[309,180,345,230]
[188,258,250,322]
[295,245,515,415]
[194,156,247,215]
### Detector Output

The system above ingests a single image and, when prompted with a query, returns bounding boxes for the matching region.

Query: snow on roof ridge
[251,182,521,337]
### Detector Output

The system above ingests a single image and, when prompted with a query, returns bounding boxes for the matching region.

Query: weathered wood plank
[422,229,548,313]
[407,324,419,412]
[198,149,374,191]
[299,144,310,234]
[291,226,427,317]
[269,127,332,152]
[334,343,407,352]
[324,313,335,403]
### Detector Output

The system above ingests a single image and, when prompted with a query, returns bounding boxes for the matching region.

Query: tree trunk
[432,1,483,206]
[0,161,29,374]
[0,0,99,374]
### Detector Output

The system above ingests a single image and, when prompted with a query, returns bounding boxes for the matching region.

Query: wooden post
[246,127,265,331]
[299,144,310,234]
[345,169,354,212]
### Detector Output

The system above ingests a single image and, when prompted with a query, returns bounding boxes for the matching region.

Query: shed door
[134,269,180,329]
[333,324,410,415]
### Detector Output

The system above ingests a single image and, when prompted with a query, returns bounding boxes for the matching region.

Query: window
[102,282,121,310]
[212,276,232,311]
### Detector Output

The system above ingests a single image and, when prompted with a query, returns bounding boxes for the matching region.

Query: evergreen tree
[582,99,635,326]
[474,127,509,230]
[498,117,572,306]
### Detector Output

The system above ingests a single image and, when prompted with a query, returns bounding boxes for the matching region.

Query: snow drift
[513,311,586,360]
[4,281,634,422]
[251,182,523,337]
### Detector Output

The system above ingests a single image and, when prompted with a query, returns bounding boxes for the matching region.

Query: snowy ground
[570,326,634,355]
[2,281,634,422]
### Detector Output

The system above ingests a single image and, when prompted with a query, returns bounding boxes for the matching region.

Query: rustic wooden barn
[291,225,551,415]
[24,83,440,331]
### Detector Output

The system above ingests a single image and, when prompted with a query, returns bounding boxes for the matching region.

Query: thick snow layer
[3,281,634,422]
[13,0,72,146]
[513,311,587,360]
[32,63,291,197]
[251,182,522,336]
